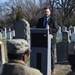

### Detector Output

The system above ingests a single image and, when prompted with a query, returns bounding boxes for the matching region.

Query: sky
[1,0,7,3]
[1,0,39,3]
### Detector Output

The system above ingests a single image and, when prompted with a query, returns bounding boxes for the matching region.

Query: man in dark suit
[36,7,59,74]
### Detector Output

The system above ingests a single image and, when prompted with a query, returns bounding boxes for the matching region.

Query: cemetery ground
[27,56,73,75]
[1,38,74,75]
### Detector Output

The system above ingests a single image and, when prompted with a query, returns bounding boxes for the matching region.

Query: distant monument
[15,19,30,46]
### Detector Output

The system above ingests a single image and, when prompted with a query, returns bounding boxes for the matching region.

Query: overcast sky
[1,0,7,3]
[1,0,39,3]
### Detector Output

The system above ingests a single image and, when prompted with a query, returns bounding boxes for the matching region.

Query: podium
[30,28,52,75]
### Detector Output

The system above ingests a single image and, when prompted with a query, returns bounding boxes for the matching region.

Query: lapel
[48,17,51,24]
[48,17,54,28]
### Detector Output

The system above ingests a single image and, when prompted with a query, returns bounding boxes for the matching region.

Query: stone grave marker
[56,26,62,41]
[71,26,75,42]
[62,26,67,32]
[56,32,69,62]
[15,19,30,46]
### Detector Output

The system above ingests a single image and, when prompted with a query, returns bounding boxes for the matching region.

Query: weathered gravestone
[15,19,30,46]
[56,32,69,62]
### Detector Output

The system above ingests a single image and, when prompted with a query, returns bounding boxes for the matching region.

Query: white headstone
[7,28,12,40]
[68,29,71,36]
[56,26,62,41]
[12,30,15,37]
[0,41,5,64]
[0,32,2,40]
[62,26,67,32]
[74,27,75,33]
[71,27,75,42]
[2,28,7,38]
[4,28,7,38]
[69,25,73,33]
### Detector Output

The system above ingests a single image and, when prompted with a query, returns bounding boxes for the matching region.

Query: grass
[56,36,61,43]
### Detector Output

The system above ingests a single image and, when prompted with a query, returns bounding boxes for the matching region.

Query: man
[1,39,43,75]
[36,7,59,74]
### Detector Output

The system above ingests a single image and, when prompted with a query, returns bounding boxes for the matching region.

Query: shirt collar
[8,60,27,66]
[44,16,50,20]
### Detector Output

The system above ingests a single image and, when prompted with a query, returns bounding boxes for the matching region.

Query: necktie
[44,18,48,27]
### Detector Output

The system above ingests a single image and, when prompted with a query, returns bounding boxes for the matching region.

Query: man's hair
[44,6,51,10]
[8,50,30,60]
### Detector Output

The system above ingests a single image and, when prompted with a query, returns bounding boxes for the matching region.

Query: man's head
[6,39,30,63]
[44,7,51,18]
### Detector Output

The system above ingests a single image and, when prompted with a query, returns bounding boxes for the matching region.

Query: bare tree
[54,0,75,26]
[7,0,48,27]
[0,0,51,28]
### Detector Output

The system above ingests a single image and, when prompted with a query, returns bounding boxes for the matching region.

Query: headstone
[68,42,75,71]
[68,42,75,54]
[11,30,15,37]
[7,28,12,40]
[62,32,69,42]
[0,41,5,64]
[62,26,67,32]
[56,32,69,62]
[15,19,30,46]
[68,29,71,37]
[69,25,74,33]
[56,42,69,62]
[2,28,7,38]
[56,26,62,41]
[0,32,2,40]
[68,26,75,72]
[71,27,75,42]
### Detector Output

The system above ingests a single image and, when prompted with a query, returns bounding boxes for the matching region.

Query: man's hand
[46,25,49,29]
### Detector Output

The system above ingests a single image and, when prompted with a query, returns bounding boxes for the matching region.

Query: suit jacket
[1,60,43,75]
[36,17,59,44]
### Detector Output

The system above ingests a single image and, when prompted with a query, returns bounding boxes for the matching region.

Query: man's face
[44,8,51,17]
